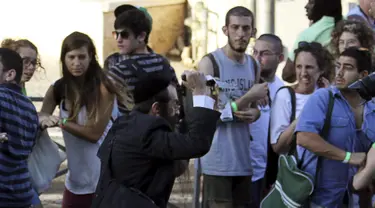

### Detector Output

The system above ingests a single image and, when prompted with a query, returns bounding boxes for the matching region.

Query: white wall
[0,0,104,97]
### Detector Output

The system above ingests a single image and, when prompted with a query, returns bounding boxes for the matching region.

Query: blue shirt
[295,87,375,208]
[0,83,39,207]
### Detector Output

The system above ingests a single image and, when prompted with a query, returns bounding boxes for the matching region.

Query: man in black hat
[93,70,221,208]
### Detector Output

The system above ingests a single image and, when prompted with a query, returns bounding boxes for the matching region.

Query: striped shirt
[103,46,154,71]
[108,53,178,114]
[0,83,38,207]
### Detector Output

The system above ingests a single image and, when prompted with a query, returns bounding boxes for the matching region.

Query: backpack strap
[276,86,296,123]
[321,90,335,137]
[264,86,296,188]
[205,53,220,78]
[314,90,335,183]
[249,55,259,83]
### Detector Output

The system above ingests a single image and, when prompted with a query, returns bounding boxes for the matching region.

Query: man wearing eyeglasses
[250,34,284,207]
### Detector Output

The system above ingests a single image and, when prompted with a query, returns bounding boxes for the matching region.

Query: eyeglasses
[298,41,323,49]
[252,49,279,57]
[112,29,131,40]
[22,57,39,68]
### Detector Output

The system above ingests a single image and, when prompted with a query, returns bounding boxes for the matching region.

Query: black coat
[94,107,220,208]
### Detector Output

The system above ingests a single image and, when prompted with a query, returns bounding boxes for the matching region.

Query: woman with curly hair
[330,20,375,60]
[270,41,334,155]
[1,39,44,96]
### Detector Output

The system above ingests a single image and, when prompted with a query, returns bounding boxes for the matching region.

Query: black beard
[261,69,276,80]
[159,105,178,130]
[228,38,248,53]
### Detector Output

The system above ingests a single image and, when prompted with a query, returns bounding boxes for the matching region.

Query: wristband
[231,101,238,112]
[343,152,351,164]
[59,118,68,128]
[372,143,375,149]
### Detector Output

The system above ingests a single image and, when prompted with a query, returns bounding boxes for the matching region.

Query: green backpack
[260,90,335,208]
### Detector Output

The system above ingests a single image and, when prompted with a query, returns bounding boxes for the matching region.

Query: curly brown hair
[330,20,375,58]
[295,41,335,83]
[1,38,44,70]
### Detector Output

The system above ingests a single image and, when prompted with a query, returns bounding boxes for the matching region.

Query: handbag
[28,129,66,193]
[91,127,159,208]
[261,90,335,208]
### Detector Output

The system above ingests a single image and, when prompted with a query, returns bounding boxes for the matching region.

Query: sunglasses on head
[298,41,323,49]
[356,47,372,57]
[112,29,131,40]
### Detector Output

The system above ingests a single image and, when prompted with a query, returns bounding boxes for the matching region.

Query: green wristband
[372,143,375,149]
[231,101,238,112]
[59,118,68,128]
[343,152,351,164]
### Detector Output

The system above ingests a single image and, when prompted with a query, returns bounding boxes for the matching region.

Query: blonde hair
[1,38,44,70]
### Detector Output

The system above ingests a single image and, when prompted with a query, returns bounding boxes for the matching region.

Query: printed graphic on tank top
[200,48,257,176]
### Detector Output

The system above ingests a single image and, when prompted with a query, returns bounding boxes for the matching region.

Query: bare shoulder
[197,55,214,76]
[100,82,112,99]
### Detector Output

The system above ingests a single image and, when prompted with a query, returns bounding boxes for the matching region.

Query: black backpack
[264,86,296,193]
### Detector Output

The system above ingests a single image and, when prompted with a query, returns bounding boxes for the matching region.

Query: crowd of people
[1,0,375,208]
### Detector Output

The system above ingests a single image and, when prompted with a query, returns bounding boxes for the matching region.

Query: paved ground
[32,60,196,208]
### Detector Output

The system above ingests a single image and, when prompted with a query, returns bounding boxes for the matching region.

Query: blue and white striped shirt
[0,83,38,207]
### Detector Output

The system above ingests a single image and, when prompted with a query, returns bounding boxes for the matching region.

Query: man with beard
[250,34,284,207]
[197,6,268,208]
[93,70,221,208]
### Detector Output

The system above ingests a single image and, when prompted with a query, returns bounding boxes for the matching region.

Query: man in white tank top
[197,6,268,208]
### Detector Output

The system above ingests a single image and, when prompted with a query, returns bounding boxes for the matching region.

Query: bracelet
[343,152,351,164]
[231,101,238,112]
[59,118,68,128]
[372,143,375,149]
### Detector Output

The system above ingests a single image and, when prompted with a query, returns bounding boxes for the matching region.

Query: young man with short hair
[107,9,178,115]
[0,48,39,207]
[296,47,375,207]
[197,6,268,207]
[103,4,154,71]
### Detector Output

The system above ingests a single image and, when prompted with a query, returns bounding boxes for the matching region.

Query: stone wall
[103,1,186,58]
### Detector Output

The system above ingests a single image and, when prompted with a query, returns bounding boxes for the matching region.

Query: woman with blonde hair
[40,31,131,208]
[1,38,43,95]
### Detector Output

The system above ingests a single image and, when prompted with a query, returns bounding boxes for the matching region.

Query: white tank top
[60,98,119,194]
